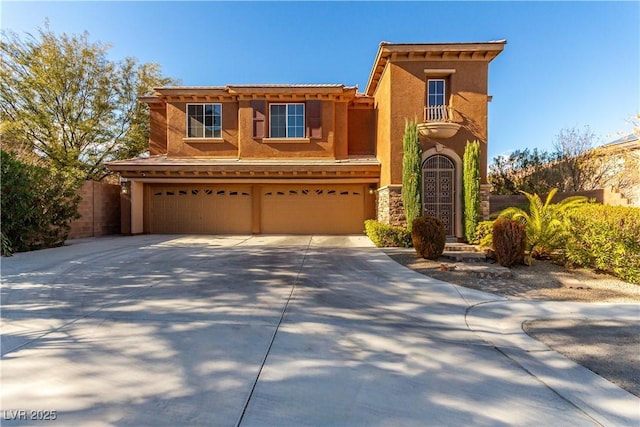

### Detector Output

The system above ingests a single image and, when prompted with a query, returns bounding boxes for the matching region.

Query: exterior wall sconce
[121,182,129,195]
[368,187,376,195]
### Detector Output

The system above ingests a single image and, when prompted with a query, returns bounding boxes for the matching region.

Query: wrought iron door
[422,155,456,236]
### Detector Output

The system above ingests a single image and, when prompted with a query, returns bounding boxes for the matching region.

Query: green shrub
[463,140,481,242]
[1,150,81,255]
[564,205,640,284]
[492,218,526,267]
[364,220,412,248]
[472,220,494,248]
[411,216,446,260]
[499,188,586,259]
[402,118,422,232]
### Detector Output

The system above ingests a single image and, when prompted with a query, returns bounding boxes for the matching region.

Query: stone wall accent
[68,181,121,239]
[480,184,491,220]
[377,185,405,227]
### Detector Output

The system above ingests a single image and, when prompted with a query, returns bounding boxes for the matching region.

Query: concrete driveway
[1,235,638,426]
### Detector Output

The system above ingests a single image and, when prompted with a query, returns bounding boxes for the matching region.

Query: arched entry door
[422,155,456,236]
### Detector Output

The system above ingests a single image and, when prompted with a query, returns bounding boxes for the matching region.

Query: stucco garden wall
[68,181,121,239]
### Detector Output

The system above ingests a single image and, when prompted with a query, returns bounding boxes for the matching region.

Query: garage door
[149,184,252,234]
[261,185,365,234]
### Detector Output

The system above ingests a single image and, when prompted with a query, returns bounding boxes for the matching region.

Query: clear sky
[2,1,638,160]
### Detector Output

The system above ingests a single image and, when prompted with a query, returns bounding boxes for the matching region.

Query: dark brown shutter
[251,100,266,138]
[306,100,322,139]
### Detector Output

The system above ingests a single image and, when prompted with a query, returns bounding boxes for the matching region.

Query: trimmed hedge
[492,218,526,267]
[564,204,640,284]
[411,216,446,260]
[364,220,412,248]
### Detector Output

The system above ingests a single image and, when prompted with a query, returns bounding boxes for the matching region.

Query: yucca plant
[498,188,587,262]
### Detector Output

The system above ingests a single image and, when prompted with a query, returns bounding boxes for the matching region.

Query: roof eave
[365,40,507,96]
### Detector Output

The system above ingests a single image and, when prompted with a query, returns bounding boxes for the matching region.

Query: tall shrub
[1,150,81,255]
[463,140,481,242]
[402,118,422,231]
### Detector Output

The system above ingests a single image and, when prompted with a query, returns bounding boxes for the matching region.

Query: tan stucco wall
[165,102,239,158]
[334,101,349,160]
[374,64,393,187]
[376,60,492,185]
[347,107,376,156]
[149,105,167,155]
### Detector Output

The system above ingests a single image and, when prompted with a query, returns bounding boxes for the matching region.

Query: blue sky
[2,1,638,160]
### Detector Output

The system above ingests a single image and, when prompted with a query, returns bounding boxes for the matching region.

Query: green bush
[1,150,81,255]
[364,220,412,248]
[463,140,481,242]
[564,205,640,284]
[472,220,494,248]
[499,188,586,259]
[492,218,526,267]
[402,118,422,232]
[411,216,446,260]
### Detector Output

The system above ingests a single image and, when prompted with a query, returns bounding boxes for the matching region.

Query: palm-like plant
[499,188,587,262]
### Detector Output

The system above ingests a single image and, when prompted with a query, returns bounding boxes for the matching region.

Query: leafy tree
[1,150,82,255]
[489,126,639,196]
[402,118,422,231]
[463,140,480,242]
[488,148,562,195]
[498,188,587,263]
[0,26,175,180]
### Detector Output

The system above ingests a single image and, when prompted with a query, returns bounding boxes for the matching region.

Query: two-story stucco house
[108,41,505,238]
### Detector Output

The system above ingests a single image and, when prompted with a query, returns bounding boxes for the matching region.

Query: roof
[603,133,639,146]
[599,133,640,153]
[107,155,381,181]
[365,40,507,96]
[144,84,360,103]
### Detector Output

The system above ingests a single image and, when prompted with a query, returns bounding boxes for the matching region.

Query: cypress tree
[402,118,422,232]
[463,140,481,242]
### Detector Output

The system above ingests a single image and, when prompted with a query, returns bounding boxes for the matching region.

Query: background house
[108,41,506,237]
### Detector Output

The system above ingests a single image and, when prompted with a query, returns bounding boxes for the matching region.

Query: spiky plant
[499,188,587,262]
[402,118,422,231]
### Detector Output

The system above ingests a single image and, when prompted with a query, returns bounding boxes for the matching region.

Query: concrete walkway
[1,235,638,426]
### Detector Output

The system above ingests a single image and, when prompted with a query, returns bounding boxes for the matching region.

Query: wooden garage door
[261,185,365,234]
[149,184,252,234]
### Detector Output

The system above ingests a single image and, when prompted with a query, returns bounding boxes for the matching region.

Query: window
[270,103,305,138]
[427,79,446,107]
[427,79,447,122]
[187,104,222,138]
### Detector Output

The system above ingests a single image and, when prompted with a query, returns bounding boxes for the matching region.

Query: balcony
[417,105,461,139]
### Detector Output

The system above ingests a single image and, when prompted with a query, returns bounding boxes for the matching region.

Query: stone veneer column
[480,184,491,220]
[376,185,406,227]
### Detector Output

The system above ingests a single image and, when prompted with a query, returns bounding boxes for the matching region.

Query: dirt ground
[385,250,640,302]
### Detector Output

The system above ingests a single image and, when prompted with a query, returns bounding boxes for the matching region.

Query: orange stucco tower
[365,41,506,238]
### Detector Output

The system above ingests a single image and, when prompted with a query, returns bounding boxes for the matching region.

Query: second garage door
[261,184,365,234]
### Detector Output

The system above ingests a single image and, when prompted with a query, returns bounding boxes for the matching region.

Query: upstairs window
[270,103,305,138]
[426,79,447,121]
[187,104,222,138]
